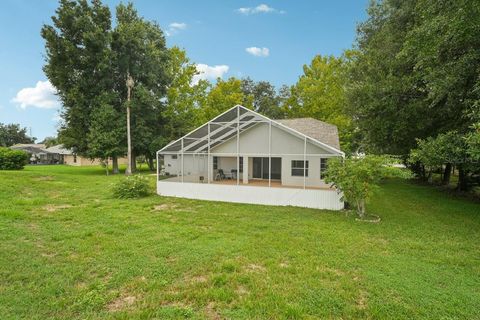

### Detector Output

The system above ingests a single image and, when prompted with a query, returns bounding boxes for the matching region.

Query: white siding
[158,181,344,210]
[211,122,334,155]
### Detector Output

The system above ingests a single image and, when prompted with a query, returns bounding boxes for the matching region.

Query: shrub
[0,147,29,170]
[324,155,409,219]
[112,175,150,199]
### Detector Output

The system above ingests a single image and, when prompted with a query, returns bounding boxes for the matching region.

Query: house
[10,143,128,166]
[45,144,129,166]
[157,105,344,210]
[10,144,60,164]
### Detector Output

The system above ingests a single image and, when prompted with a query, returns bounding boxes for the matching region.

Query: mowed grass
[0,166,479,319]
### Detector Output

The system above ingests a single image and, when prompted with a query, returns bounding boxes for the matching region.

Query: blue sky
[0,0,368,141]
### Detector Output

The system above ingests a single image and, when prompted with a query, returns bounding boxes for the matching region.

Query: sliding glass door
[252,157,281,180]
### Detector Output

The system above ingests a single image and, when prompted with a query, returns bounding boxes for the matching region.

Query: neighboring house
[157,105,344,210]
[10,143,128,166]
[10,144,60,164]
[45,144,129,166]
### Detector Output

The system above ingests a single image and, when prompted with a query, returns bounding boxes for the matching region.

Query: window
[291,160,308,177]
[171,155,177,159]
[213,156,218,170]
[239,157,243,173]
[320,158,328,179]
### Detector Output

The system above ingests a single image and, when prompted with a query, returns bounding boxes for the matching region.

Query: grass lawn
[1,165,479,319]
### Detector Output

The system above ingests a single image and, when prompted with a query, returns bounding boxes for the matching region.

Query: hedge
[0,147,29,170]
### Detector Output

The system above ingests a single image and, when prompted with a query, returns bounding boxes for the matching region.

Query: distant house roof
[275,118,341,150]
[10,144,50,154]
[46,144,73,155]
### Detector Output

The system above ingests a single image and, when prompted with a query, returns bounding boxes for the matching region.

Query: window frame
[320,158,328,179]
[291,160,309,177]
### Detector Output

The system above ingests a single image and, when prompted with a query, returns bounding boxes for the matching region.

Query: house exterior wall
[164,154,208,177]
[64,155,129,166]
[211,122,334,155]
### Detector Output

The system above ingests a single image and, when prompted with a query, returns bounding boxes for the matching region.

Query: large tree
[42,1,170,172]
[0,123,35,147]
[348,0,480,156]
[241,77,284,119]
[286,54,356,152]
[111,2,170,171]
[42,0,113,154]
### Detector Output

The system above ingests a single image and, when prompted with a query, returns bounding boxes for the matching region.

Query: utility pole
[125,73,134,175]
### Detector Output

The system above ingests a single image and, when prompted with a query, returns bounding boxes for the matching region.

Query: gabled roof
[10,144,50,154]
[158,105,343,155]
[46,144,73,155]
[276,118,340,150]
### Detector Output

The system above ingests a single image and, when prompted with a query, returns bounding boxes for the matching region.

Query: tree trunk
[104,159,109,176]
[442,163,452,185]
[357,199,366,219]
[131,152,137,172]
[148,157,154,171]
[112,156,119,174]
[457,166,469,191]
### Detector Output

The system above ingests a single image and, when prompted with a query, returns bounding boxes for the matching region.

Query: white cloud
[237,4,285,15]
[11,80,60,109]
[166,22,187,36]
[245,47,270,57]
[192,64,229,85]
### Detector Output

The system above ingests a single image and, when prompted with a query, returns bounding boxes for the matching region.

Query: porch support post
[236,105,240,185]
[181,138,184,183]
[156,151,159,181]
[269,120,272,187]
[155,151,160,185]
[207,122,211,183]
[303,136,306,189]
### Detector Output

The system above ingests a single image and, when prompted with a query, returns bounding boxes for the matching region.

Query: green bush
[0,147,29,170]
[112,175,150,199]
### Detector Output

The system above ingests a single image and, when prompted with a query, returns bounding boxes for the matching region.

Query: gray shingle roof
[46,144,73,155]
[275,118,341,151]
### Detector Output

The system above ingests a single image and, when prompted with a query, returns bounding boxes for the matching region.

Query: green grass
[1,165,479,319]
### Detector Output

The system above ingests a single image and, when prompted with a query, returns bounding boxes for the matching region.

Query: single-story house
[10,144,60,164]
[10,144,128,166]
[157,105,344,210]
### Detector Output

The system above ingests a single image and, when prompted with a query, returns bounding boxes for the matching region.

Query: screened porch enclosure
[157,105,345,210]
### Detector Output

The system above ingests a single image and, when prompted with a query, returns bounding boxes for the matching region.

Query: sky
[0,0,368,141]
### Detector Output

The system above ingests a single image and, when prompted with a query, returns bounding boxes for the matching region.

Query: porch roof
[158,105,343,156]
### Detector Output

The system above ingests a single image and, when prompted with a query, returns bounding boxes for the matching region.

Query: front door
[252,157,281,180]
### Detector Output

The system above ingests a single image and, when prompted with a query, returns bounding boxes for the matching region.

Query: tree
[42,0,113,155]
[348,0,480,156]
[198,78,252,124]
[40,136,59,148]
[161,47,209,145]
[86,95,126,175]
[409,131,478,191]
[324,155,406,219]
[0,123,35,147]
[286,54,356,153]
[241,77,284,119]
[111,2,170,172]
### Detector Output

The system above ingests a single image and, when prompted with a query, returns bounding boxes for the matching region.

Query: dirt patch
[107,295,137,312]
[246,264,266,273]
[235,285,249,296]
[34,176,55,181]
[279,262,289,268]
[41,252,56,258]
[187,275,208,284]
[204,302,221,320]
[356,290,368,310]
[153,203,178,211]
[43,204,72,212]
